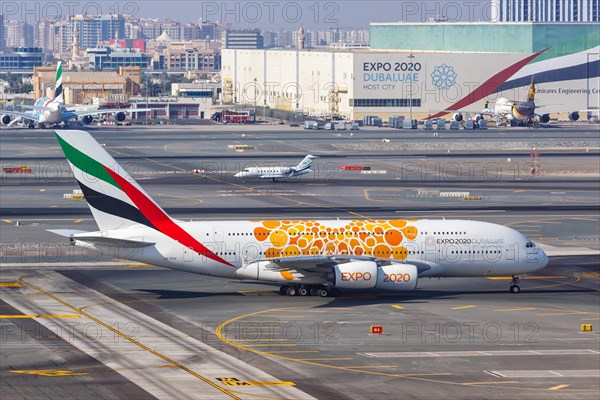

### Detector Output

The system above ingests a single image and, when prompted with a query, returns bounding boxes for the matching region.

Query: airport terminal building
[222,23,600,120]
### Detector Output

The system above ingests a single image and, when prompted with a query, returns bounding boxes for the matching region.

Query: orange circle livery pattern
[252,220,418,260]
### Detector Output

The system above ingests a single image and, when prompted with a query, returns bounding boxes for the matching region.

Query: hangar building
[222,22,600,120]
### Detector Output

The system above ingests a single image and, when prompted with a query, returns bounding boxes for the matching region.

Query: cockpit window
[525,242,536,248]
[243,169,249,172]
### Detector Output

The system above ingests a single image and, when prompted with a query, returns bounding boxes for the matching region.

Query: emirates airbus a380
[1,62,155,128]
[50,130,548,297]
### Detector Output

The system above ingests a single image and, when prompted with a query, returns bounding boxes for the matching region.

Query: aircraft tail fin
[54,62,64,104]
[295,155,316,172]
[54,130,172,231]
[525,75,535,103]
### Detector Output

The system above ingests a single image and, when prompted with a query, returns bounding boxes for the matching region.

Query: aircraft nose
[234,172,241,178]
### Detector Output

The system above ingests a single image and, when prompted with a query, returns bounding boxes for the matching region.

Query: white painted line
[489,370,600,378]
[359,349,600,358]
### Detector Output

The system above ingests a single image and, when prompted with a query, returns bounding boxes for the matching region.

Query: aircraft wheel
[279,285,288,295]
[298,286,309,296]
[309,287,319,296]
[318,287,330,297]
[286,286,298,296]
[509,285,520,294]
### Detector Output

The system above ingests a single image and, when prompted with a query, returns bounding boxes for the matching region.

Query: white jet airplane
[235,155,317,182]
[1,62,155,128]
[50,130,548,297]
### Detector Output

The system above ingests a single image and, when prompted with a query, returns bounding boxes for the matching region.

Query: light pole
[253,77,257,123]
[408,53,415,124]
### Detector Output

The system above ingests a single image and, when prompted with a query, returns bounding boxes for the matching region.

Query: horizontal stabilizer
[47,229,88,237]
[72,236,156,248]
[48,229,155,248]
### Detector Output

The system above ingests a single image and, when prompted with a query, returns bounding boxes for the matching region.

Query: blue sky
[3,1,491,29]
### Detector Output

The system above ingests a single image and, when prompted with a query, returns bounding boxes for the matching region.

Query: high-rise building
[71,15,125,50]
[5,20,34,48]
[0,14,5,51]
[139,18,181,41]
[491,0,599,22]
[223,30,264,49]
[37,20,55,52]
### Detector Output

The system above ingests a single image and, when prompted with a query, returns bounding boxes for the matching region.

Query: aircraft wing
[0,110,37,122]
[17,104,54,112]
[256,255,435,275]
[63,107,158,121]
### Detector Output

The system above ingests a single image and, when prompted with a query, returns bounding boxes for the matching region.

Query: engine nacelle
[569,111,579,121]
[539,114,550,124]
[452,113,463,122]
[375,264,418,291]
[113,112,126,122]
[82,115,94,125]
[332,261,378,289]
[1,114,11,125]
[332,261,418,291]
[474,114,484,122]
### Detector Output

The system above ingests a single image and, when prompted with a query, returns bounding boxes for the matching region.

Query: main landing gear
[279,284,339,297]
[509,276,521,294]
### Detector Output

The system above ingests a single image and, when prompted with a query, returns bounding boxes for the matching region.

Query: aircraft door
[242,243,261,266]
[212,226,224,243]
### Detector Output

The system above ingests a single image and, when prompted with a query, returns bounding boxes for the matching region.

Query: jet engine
[113,112,126,122]
[330,261,418,291]
[1,114,11,125]
[452,113,463,122]
[539,114,550,124]
[474,114,484,122]
[569,112,579,121]
[82,115,94,125]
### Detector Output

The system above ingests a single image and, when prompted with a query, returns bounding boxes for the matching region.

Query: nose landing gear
[509,276,520,293]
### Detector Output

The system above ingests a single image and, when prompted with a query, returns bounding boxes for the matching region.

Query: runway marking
[490,370,600,378]
[451,305,476,310]
[216,377,295,387]
[3,219,13,223]
[298,358,354,361]
[494,307,537,312]
[464,381,519,385]
[536,311,593,316]
[581,318,600,321]
[242,344,298,347]
[10,369,88,377]
[233,339,291,342]
[572,218,599,221]
[391,305,404,309]
[344,365,398,369]
[18,278,242,400]
[239,320,290,324]
[0,282,21,287]
[359,349,600,358]
[0,314,80,319]
[268,350,320,354]
[548,384,570,390]
[216,307,600,393]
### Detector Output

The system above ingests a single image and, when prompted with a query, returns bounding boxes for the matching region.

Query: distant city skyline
[3,1,495,29]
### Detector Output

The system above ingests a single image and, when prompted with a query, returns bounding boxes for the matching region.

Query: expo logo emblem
[341,271,372,282]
